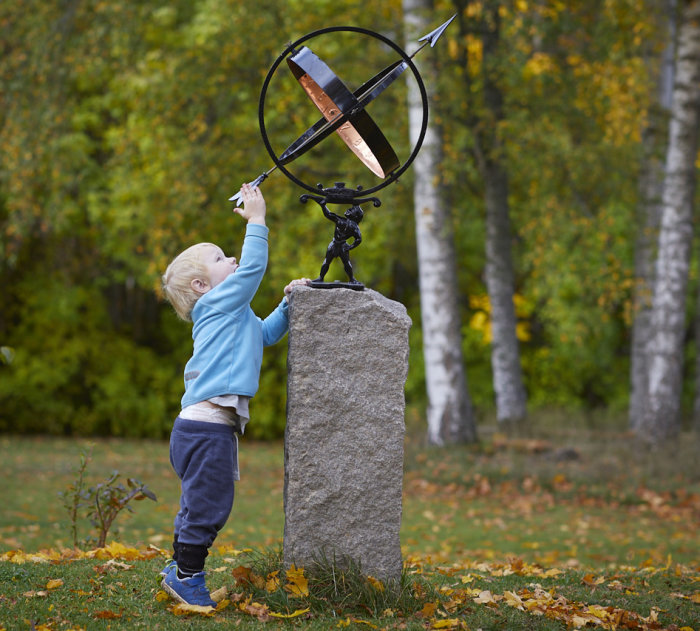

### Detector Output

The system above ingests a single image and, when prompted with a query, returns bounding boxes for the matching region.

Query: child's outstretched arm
[261,278,311,346]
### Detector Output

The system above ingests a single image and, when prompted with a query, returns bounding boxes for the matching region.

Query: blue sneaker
[159,559,177,578]
[161,565,216,608]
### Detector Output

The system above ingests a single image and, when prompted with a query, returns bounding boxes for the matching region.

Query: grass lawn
[1,415,699,629]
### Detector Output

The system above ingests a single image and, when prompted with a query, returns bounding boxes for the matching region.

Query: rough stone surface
[283,287,411,581]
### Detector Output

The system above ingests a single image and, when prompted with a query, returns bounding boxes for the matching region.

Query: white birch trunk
[403,0,477,445]
[628,0,674,430]
[480,2,527,426]
[639,0,700,443]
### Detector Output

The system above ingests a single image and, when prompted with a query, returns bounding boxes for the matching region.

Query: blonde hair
[161,243,215,321]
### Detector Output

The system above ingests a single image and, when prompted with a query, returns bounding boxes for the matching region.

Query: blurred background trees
[1,0,698,446]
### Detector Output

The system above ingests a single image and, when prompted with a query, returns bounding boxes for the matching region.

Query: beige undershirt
[180,395,250,433]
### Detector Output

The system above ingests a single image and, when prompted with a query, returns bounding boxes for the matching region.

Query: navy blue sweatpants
[170,417,238,549]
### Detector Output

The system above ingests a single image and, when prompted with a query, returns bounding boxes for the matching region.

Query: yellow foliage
[269,608,310,619]
[284,564,309,598]
[170,603,216,616]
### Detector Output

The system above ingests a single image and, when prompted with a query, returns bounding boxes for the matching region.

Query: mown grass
[1,413,699,629]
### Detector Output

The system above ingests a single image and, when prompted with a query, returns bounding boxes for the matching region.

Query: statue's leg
[340,251,355,283]
[314,255,332,282]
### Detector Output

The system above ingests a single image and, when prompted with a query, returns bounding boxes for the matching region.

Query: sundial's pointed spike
[228,171,272,202]
[417,13,457,48]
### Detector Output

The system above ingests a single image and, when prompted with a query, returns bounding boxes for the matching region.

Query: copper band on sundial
[285,46,400,179]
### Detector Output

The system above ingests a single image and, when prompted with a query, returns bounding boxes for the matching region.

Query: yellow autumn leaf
[210,586,228,602]
[585,605,611,620]
[431,619,461,629]
[503,590,525,610]
[284,564,309,598]
[473,590,498,604]
[155,590,170,602]
[265,570,281,592]
[367,576,385,592]
[269,608,310,619]
[46,579,64,590]
[582,573,606,586]
[171,603,216,616]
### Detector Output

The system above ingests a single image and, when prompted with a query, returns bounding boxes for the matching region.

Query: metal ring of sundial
[258,25,429,198]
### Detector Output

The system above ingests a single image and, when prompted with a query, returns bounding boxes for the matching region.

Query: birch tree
[477,0,527,426]
[638,0,700,444]
[403,0,477,445]
[450,0,527,426]
[628,0,675,430]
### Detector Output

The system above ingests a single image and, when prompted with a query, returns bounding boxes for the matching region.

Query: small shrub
[59,449,157,548]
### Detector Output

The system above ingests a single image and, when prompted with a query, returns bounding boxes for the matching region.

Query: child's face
[201,244,238,289]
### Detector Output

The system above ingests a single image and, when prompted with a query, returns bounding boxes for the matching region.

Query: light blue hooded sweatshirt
[181,223,289,408]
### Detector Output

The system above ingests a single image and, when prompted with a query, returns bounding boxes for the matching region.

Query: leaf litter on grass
[2,544,699,630]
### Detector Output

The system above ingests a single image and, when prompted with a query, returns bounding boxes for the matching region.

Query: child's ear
[191,278,210,295]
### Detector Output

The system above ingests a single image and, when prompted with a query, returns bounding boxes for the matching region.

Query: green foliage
[1,0,697,438]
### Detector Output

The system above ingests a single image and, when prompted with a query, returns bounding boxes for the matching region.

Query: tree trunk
[403,0,478,445]
[638,0,700,444]
[628,0,674,430]
[480,1,527,426]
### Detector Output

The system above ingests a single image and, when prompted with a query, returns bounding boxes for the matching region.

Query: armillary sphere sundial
[230,15,456,290]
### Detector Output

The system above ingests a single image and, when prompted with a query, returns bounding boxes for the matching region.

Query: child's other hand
[284,278,311,301]
[233,183,266,225]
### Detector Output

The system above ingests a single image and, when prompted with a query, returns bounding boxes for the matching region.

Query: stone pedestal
[283,287,411,581]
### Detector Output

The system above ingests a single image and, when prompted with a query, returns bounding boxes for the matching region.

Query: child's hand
[284,278,311,301]
[233,183,266,225]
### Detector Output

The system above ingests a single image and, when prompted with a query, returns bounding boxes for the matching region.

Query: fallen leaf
[210,586,228,602]
[171,603,216,616]
[284,564,309,598]
[265,570,281,592]
[95,560,133,574]
[431,619,461,629]
[269,607,310,619]
[93,610,122,619]
[367,576,385,592]
[503,590,525,610]
[473,590,498,605]
[215,599,230,611]
[418,601,438,618]
[241,600,270,621]
[582,573,606,586]
[46,579,64,590]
